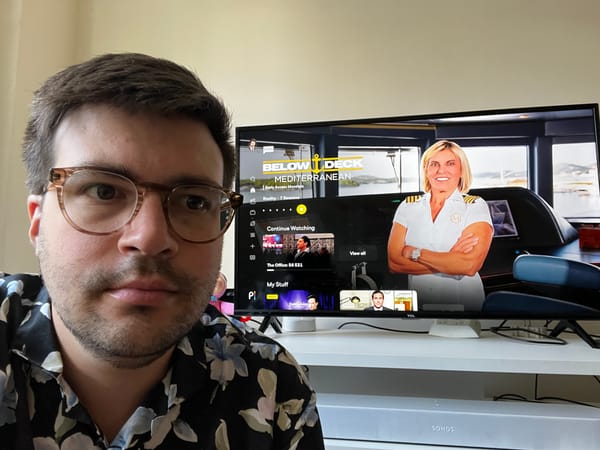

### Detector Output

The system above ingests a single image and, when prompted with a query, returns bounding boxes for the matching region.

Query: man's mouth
[106,278,179,306]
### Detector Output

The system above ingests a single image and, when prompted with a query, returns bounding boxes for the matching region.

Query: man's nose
[117,192,178,257]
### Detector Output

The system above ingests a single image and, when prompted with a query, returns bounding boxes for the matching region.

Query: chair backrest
[482,253,600,313]
[468,186,579,282]
[470,186,579,247]
[513,254,600,290]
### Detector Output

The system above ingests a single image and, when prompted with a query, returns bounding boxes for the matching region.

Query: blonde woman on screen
[387,140,493,310]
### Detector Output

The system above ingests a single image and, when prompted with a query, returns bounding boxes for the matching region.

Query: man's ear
[27,195,43,252]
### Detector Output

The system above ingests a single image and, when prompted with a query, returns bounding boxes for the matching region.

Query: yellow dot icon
[296,203,307,215]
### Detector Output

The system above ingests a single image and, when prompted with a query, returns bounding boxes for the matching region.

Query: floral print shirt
[0,273,324,450]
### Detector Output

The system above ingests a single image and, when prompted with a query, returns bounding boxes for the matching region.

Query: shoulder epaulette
[405,195,423,203]
[462,194,480,204]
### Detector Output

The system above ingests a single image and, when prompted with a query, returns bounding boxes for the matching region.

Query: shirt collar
[11,286,63,375]
[424,188,462,202]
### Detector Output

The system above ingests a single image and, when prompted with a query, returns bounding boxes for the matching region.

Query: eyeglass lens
[59,170,234,242]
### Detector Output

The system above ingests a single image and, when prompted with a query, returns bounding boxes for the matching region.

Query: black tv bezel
[233,103,600,321]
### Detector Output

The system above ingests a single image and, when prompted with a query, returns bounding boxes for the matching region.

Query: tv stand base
[428,319,481,338]
[551,319,600,348]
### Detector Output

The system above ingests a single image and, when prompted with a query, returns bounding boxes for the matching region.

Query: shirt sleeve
[466,197,493,227]
[392,200,410,227]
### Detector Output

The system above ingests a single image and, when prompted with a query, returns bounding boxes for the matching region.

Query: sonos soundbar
[318,393,600,449]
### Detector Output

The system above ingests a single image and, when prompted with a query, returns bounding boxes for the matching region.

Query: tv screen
[234,104,600,320]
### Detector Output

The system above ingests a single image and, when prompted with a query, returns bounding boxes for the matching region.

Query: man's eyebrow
[161,174,222,186]
[75,163,222,187]
[82,163,136,179]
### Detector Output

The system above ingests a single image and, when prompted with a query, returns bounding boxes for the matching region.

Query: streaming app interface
[235,125,422,314]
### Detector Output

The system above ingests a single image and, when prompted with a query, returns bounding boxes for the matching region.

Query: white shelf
[267,326,600,448]
[271,328,600,375]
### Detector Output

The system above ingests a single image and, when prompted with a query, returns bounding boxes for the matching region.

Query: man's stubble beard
[36,229,219,369]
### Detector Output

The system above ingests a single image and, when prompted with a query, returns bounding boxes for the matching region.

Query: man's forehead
[53,105,224,186]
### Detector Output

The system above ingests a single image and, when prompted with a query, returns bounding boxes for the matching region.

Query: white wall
[3,0,600,282]
[0,0,80,273]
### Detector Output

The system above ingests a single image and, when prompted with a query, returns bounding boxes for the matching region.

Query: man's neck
[53,315,173,442]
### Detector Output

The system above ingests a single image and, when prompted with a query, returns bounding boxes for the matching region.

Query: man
[0,53,324,449]
[307,294,319,311]
[364,290,392,311]
[289,236,314,267]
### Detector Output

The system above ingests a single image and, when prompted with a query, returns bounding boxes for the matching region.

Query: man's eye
[82,183,120,200]
[94,184,117,200]
[185,195,211,211]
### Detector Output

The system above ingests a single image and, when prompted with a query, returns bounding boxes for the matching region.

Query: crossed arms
[387,221,493,277]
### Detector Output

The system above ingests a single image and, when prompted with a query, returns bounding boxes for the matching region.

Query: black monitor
[234,104,600,323]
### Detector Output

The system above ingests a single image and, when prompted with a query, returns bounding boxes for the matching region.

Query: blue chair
[484,254,600,312]
[512,254,600,290]
[483,254,600,347]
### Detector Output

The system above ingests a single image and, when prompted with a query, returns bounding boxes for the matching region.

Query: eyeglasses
[46,167,243,243]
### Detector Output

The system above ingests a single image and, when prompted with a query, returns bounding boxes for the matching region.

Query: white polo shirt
[392,189,492,311]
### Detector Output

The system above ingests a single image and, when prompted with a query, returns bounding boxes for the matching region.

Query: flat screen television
[233,104,600,335]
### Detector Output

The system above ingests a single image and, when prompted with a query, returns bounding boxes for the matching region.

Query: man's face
[372,292,385,308]
[28,104,224,368]
[308,298,318,310]
[297,238,307,251]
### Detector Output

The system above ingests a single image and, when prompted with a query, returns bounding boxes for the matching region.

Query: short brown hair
[23,53,236,194]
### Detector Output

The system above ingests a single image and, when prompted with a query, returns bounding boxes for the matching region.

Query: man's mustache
[85,257,198,296]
